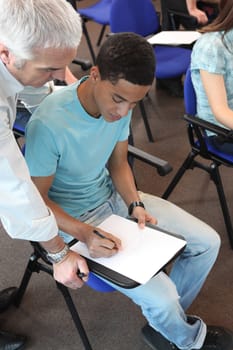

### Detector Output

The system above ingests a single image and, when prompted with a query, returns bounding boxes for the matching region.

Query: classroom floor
[1,1,233,349]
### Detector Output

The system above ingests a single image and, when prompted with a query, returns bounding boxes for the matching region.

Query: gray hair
[0,0,82,61]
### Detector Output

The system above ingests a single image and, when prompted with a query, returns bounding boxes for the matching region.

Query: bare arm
[108,140,157,227]
[32,174,121,258]
[108,140,140,206]
[186,0,208,24]
[200,69,233,129]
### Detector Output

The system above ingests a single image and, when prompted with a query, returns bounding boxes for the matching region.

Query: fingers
[132,207,157,228]
[53,251,89,289]
[88,229,121,258]
[89,242,119,258]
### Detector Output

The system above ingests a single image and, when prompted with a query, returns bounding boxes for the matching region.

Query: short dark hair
[96,32,155,86]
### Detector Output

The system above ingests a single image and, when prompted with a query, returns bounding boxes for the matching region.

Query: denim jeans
[60,190,220,350]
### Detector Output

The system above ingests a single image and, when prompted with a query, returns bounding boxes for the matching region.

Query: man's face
[92,69,151,123]
[4,47,77,87]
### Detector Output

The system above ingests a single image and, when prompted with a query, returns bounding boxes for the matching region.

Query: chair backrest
[110,0,160,36]
[78,0,112,23]
[184,68,197,116]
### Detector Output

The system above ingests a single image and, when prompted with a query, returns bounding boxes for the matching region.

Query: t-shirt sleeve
[25,118,59,177]
[118,113,131,142]
[191,34,226,75]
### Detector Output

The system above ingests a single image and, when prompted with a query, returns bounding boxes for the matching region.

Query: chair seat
[86,272,115,292]
[154,46,191,79]
[204,138,233,164]
[14,108,31,135]
[78,0,112,25]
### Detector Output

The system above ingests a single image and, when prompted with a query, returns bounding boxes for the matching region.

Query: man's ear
[0,44,11,65]
[90,66,100,82]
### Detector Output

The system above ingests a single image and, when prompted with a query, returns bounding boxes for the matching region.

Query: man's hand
[131,206,157,229]
[53,250,89,289]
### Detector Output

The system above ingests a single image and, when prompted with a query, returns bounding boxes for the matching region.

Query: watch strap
[46,243,70,264]
[128,201,145,216]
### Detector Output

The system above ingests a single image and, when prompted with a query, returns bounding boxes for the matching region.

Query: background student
[191,0,233,155]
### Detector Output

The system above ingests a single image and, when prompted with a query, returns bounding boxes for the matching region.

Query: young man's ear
[90,66,100,82]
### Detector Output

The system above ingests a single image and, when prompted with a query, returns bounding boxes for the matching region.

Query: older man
[0,0,88,348]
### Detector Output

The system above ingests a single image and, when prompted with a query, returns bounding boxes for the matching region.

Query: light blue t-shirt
[191,29,233,134]
[25,78,131,217]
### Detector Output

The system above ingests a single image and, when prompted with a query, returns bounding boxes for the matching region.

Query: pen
[93,229,117,248]
[77,270,88,280]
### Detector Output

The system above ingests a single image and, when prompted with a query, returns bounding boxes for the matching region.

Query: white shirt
[0,59,58,241]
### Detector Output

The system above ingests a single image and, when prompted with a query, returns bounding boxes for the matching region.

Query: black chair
[13,103,172,350]
[162,68,233,249]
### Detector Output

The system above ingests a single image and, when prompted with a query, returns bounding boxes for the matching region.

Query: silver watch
[46,244,70,264]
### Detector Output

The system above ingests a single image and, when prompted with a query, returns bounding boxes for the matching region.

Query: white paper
[71,214,186,285]
[147,31,201,46]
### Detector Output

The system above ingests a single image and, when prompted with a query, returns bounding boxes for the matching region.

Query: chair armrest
[167,9,198,29]
[184,114,233,140]
[168,9,197,21]
[128,144,173,176]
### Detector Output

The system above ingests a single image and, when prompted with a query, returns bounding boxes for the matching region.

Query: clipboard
[70,215,186,289]
[147,31,201,46]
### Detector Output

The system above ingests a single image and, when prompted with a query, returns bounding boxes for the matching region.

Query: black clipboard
[70,217,186,289]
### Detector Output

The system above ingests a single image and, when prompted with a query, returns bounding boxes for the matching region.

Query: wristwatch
[128,201,145,216]
[46,244,70,264]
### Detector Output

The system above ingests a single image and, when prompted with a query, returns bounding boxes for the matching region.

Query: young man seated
[25,32,233,350]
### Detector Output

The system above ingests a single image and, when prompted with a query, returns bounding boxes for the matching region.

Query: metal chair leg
[162,151,196,199]
[56,283,93,350]
[139,100,154,142]
[14,253,41,307]
[82,20,96,64]
[96,25,106,46]
[210,164,233,249]
[14,247,94,349]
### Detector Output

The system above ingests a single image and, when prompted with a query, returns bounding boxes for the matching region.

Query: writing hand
[87,228,121,258]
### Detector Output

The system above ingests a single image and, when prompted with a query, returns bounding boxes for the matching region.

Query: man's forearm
[40,234,66,253]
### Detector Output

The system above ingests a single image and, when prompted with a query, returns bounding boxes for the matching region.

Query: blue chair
[14,239,115,350]
[77,0,113,63]
[110,0,191,142]
[162,68,233,249]
[110,0,191,80]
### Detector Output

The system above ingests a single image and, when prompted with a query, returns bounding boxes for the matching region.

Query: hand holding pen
[87,228,121,259]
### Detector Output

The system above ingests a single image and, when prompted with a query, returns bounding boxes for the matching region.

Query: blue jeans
[61,190,220,350]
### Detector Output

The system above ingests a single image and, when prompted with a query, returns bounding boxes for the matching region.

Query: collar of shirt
[0,59,24,99]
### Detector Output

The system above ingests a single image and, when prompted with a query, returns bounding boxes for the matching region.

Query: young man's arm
[108,140,157,228]
[31,174,121,258]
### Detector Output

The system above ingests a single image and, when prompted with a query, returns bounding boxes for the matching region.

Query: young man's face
[2,46,77,87]
[92,68,152,123]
